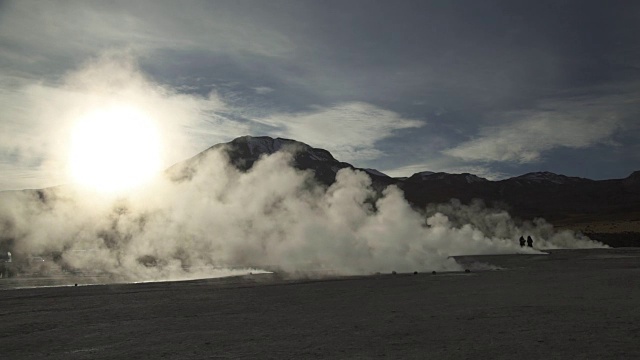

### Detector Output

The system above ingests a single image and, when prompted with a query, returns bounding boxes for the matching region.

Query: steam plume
[0,148,605,282]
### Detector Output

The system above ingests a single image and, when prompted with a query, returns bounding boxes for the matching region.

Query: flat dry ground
[554,212,640,234]
[1,248,640,359]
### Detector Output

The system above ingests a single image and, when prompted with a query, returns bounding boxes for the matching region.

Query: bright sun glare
[69,105,162,193]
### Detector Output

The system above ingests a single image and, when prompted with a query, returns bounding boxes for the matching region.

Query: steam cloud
[0,148,605,282]
[0,53,606,283]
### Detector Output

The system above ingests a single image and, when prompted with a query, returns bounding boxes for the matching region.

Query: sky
[1,0,639,190]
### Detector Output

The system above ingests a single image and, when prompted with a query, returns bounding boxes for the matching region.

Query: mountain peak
[234,135,289,154]
[363,168,390,178]
[231,136,336,162]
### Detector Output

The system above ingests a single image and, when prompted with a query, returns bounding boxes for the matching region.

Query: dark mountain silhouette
[401,169,640,221]
[166,135,397,189]
[175,136,639,218]
[171,136,639,246]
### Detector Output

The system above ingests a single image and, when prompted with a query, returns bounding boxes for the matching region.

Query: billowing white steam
[0,52,608,283]
[0,147,605,281]
[424,200,601,250]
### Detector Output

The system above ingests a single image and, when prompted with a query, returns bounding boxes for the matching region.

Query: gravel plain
[1,248,639,359]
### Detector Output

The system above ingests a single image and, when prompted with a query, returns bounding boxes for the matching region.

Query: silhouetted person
[527,236,533,248]
[519,236,526,247]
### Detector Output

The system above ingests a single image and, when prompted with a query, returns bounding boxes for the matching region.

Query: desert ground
[1,248,639,359]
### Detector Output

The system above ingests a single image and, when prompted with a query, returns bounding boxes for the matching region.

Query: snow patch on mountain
[410,171,488,183]
[363,169,390,178]
[413,171,435,180]
[245,136,286,156]
[243,136,334,162]
[464,174,487,183]
[307,149,333,162]
[514,171,589,184]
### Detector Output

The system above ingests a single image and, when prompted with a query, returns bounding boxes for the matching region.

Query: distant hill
[168,136,640,246]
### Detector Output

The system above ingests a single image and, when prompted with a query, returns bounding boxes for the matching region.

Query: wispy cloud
[443,94,631,163]
[0,1,294,78]
[256,102,424,162]
[253,86,274,95]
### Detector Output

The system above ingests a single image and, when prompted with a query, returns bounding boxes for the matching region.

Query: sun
[69,105,162,193]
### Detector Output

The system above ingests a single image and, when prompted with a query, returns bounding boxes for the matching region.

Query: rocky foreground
[1,248,639,359]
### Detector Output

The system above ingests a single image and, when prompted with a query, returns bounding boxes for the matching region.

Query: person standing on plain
[527,236,534,248]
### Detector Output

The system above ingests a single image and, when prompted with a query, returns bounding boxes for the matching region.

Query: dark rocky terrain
[1,248,639,359]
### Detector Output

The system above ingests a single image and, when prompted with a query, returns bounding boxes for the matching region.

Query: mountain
[168,136,639,217]
[173,136,639,246]
[400,167,640,230]
[167,135,396,188]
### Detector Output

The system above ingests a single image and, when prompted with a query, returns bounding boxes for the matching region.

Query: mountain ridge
[170,135,638,184]
[185,136,639,247]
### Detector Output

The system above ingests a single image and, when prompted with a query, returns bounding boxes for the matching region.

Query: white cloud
[443,96,624,163]
[257,102,424,162]
[253,86,274,95]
